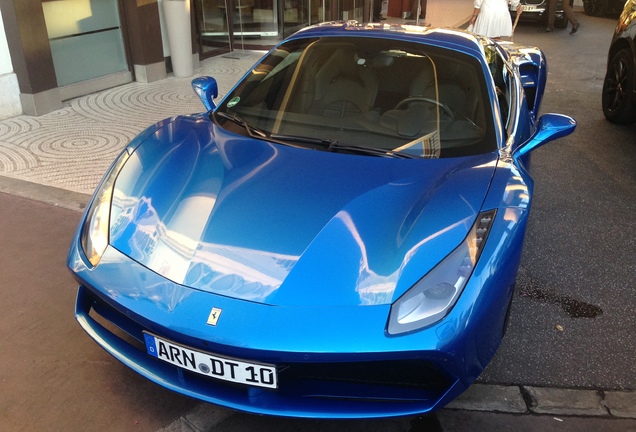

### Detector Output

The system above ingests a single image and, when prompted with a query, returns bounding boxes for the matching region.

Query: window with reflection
[215,36,497,158]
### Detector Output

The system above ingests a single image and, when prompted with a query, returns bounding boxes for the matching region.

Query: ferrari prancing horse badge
[207,307,222,326]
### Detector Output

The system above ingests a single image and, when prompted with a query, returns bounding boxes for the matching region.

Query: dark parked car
[583,0,626,17]
[602,0,636,123]
[511,0,574,29]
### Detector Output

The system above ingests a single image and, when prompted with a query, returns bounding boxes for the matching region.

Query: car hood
[108,116,497,306]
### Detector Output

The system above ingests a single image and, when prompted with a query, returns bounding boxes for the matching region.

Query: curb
[158,404,234,432]
[158,384,636,431]
[0,175,89,213]
[445,384,636,418]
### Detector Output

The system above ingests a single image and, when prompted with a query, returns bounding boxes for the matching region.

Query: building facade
[0,7,21,118]
[0,0,372,120]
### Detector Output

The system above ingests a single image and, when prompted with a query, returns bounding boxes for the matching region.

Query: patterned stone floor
[0,52,262,195]
[0,2,473,196]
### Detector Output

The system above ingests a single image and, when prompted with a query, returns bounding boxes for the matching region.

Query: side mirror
[514,113,576,160]
[191,76,218,111]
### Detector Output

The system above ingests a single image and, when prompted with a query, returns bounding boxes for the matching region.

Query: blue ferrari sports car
[68,22,576,418]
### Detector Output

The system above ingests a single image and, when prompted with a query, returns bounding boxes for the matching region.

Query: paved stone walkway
[0,52,261,195]
[0,1,474,197]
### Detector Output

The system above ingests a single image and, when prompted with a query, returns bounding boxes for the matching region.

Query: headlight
[80,149,131,267]
[387,209,496,335]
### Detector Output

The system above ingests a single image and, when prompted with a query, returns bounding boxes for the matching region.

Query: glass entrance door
[338,0,365,21]
[282,0,311,37]
[197,0,371,56]
[196,0,234,57]
[235,0,278,37]
[197,0,280,56]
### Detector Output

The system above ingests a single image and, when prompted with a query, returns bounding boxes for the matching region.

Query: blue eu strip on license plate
[143,332,278,389]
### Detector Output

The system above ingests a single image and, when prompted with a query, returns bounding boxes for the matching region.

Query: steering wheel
[393,97,455,120]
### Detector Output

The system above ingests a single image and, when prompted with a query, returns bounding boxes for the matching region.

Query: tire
[602,48,636,124]
[583,0,606,16]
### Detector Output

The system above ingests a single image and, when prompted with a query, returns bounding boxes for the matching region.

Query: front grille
[280,360,450,391]
[81,286,454,405]
[274,359,453,402]
[89,291,147,348]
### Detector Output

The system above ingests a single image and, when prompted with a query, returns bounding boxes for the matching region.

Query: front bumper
[69,224,521,418]
[76,284,467,418]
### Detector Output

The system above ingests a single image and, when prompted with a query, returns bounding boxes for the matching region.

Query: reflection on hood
[109,117,498,307]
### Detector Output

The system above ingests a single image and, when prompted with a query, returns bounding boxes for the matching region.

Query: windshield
[216,36,496,158]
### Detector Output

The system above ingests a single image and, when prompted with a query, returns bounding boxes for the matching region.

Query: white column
[162,0,194,78]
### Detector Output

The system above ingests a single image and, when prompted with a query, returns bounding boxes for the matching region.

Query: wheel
[583,0,606,16]
[602,49,636,124]
[393,96,455,120]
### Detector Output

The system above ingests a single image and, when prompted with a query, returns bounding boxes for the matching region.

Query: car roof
[287,21,487,61]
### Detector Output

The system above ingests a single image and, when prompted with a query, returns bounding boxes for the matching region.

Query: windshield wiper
[215,111,268,138]
[269,134,336,146]
[329,142,418,159]
[270,134,417,158]
[214,122,417,159]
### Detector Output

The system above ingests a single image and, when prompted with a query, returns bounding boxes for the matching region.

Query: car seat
[308,47,379,118]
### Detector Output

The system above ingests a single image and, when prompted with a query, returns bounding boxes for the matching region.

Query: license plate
[143,332,278,389]
[521,5,538,11]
